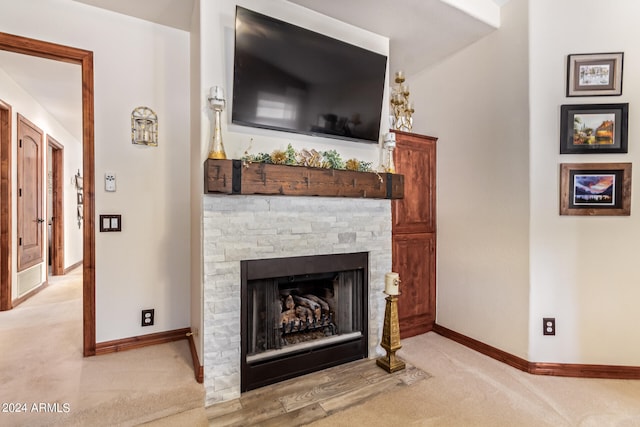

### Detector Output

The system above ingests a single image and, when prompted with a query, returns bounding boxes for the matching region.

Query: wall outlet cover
[543,317,555,336]
[142,309,155,326]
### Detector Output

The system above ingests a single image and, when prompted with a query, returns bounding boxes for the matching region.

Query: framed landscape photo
[560,103,628,154]
[560,162,631,216]
[567,52,623,97]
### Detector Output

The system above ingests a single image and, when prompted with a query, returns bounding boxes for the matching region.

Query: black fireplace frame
[240,252,369,392]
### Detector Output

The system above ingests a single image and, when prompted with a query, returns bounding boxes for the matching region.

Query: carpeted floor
[4,267,640,426]
[309,333,640,426]
[0,267,206,427]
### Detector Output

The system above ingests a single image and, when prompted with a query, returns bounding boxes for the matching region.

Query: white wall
[0,0,191,342]
[0,66,83,296]
[412,0,640,367]
[189,0,204,363]
[410,0,530,359]
[5,0,637,372]
[529,0,640,365]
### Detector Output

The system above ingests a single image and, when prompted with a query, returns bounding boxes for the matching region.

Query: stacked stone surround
[202,195,392,405]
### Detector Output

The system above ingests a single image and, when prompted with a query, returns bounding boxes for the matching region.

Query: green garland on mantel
[242,143,374,173]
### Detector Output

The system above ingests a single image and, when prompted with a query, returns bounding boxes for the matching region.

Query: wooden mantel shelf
[204,159,404,199]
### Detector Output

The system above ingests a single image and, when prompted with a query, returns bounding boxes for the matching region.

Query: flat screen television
[232,6,388,144]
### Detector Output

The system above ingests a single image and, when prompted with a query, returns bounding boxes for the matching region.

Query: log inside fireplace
[241,252,368,391]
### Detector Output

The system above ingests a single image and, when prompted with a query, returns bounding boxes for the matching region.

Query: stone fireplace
[203,195,391,405]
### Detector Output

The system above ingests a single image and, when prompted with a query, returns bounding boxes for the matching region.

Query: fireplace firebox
[241,252,368,391]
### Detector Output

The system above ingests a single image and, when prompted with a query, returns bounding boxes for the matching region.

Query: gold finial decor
[390,70,414,131]
[208,86,227,159]
[377,272,406,373]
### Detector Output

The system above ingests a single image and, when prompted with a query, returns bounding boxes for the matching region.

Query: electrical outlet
[543,317,555,335]
[142,309,154,327]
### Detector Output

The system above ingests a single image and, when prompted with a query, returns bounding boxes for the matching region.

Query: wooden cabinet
[391,130,437,339]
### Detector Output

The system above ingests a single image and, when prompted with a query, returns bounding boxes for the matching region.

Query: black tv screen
[232,6,388,144]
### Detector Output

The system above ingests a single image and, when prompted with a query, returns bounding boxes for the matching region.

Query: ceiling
[0,50,82,141]
[288,0,503,76]
[73,0,195,31]
[0,0,510,144]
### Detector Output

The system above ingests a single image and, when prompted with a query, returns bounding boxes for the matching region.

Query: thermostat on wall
[105,172,116,192]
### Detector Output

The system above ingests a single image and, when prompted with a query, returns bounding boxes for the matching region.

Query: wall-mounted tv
[232,6,388,144]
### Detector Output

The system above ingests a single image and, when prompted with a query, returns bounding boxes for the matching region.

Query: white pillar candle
[210,86,224,100]
[384,132,396,147]
[384,272,400,295]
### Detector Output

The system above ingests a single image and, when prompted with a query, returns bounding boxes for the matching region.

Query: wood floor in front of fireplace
[206,359,430,426]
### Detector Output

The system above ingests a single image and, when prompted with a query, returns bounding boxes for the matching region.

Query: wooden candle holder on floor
[376,294,406,373]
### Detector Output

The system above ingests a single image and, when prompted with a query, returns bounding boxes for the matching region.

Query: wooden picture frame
[560,163,631,216]
[567,52,623,97]
[560,103,628,154]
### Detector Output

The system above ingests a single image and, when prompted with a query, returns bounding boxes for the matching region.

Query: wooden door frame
[0,99,11,311]
[47,135,64,276]
[0,32,96,356]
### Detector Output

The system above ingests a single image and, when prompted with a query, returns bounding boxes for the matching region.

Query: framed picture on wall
[567,52,623,96]
[560,162,631,216]
[75,172,83,190]
[560,103,628,154]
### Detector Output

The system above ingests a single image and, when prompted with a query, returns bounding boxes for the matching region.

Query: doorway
[48,135,64,276]
[0,32,96,356]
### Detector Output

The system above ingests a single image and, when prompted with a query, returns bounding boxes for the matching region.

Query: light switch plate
[99,214,122,232]
[105,172,116,192]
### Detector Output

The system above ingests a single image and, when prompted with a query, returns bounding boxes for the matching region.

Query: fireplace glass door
[241,253,368,391]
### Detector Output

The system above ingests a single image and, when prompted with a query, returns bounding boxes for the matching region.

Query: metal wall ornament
[131,106,158,146]
[75,169,83,229]
[390,70,414,131]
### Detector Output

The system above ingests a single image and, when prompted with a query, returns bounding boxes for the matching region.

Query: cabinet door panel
[392,132,436,234]
[393,233,436,338]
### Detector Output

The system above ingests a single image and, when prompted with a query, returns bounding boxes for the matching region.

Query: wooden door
[391,130,437,338]
[48,135,64,276]
[17,114,44,272]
